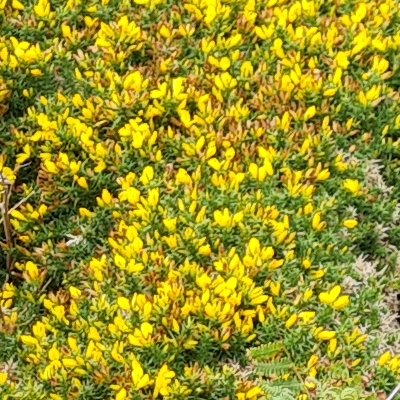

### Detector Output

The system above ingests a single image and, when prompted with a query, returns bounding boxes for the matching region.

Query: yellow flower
[328,338,338,354]
[175,168,192,185]
[343,179,362,195]
[303,106,316,121]
[372,56,389,75]
[62,358,78,368]
[198,244,211,256]
[115,388,127,400]
[298,311,316,324]
[34,0,51,18]
[100,189,113,206]
[0,371,8,386]
[297,395,309,400]
[10,210,27,221]
[79,208,95,218]
[249,161,273,181]
[163,217,177,232]
[153,364,176,398]
[246,386,263,399]
[132,357,151,390]
[117,296,131,311]
[140,166,154,185]
[88,327,101,341]
[214,208,232,228]
[267,258,284,270]
[247,237,261,256]
[323,87,337,97]
[32,321,46,340]
[316,169,330,181]
[307,354,319,369]
[319,285,341,305]
[335,51,350,69]
[48,345,60,361]
[148,188,159,207]
[250,294,269,305]
[114,254,126,270]
[240,61,253,78]
[43,160,59,174]
[305,376,316,390]
[219,56,231,71]
[12,0,24,10]
[269,281,281,296]
[208,158,221,171]
[285,314,298,329]
[254,24,274,40]
[332,295,350,310]
[351,3,367,23]
[214,72,237,90]
[343,219,358,229]
[312,212,326,231]
[76,176,89,189]
[123,71,144,91]
[350,359,362,368]
[378,351,392,366]
[20,335,39,347]
[159,25,172,39]
[358,85,382,105]
[119,187,141,205]
[316,330,336,341]
[31,68,43,76]
[24,261,39,282]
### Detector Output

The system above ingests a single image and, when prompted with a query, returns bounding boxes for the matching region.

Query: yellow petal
[285,314,297,329]
[343,219,358,229]
[304,106,316,121]
[329,285,341,301]
[332,295,350,310]
[116,388,127,400]
[117,297,131,311]
[378,351,391,366]
[20,335,39,346]
[0,371,7,386]
[317,330,336,341]
[140,322,153,338]
[48,346,60,361]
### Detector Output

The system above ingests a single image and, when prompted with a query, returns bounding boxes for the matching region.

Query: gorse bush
[0,0,400,399]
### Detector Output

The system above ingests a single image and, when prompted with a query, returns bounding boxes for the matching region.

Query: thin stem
[5,190,34,220]
[0,198,32,227]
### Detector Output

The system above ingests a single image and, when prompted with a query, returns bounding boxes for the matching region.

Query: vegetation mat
[0,0,400,398]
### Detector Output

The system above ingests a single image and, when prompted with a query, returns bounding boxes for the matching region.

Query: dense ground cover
[0,0,400,398]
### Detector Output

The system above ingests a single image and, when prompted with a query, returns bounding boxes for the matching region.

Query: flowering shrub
[0,0,400,398]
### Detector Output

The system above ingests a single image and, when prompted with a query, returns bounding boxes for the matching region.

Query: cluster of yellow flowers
[0,0,399,398]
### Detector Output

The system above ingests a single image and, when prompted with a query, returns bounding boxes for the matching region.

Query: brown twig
[0,174,13,271]
[0,179,13,271]
[0,162,31,273]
